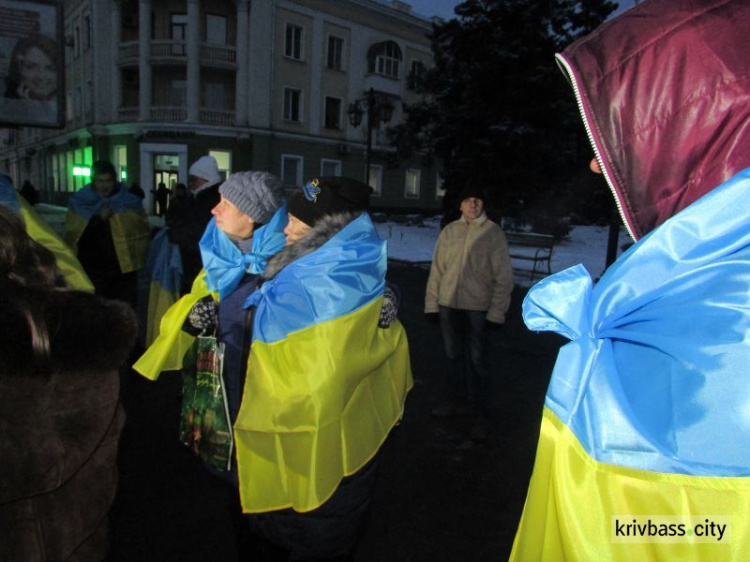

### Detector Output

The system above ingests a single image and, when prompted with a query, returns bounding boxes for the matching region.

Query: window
[209,150,232,179]
[367,41,402,79]
[436,173,446,199]
[74,87,82,118]
[283,88,302,122]
[320,159,341,177]
[324,97,342,130]
[205,82,226,110]
[285,24,303,60]
[84,15,91,50]
[74,26,80,58]
[405,168,420,199]
[327,35,344,70]
[206,14,227,45]
[115,145,127,183]
[282,155,303,186]
[171,14,187,55]
[169,80,187,106]
[369,165,383,197]
[408,60,426,91]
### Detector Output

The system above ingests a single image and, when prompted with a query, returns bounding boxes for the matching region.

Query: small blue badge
[302,179,321,202]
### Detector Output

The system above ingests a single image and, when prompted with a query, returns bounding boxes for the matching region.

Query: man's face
[460,197,484,222]
[93,173,116,198]
[283,213,312,245]
[211,196,255,241]
[188,175,207,192]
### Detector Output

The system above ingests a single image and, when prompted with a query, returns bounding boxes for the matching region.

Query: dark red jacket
[556,0,750,240]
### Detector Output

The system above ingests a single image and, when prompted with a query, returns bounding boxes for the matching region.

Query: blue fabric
[245,213,386,344]
[523,168,750,477]
[144,227,183,294]
[199,205,287,300]
[68,182,144,220]
[0,175,21,215]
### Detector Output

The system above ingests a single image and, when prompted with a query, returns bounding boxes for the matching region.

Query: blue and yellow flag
[235,213,413,514]
[511,170,750,560]
[141,227,183,346]
[134,207,288,378]
[0,174,93,292]
[65,182,150,274]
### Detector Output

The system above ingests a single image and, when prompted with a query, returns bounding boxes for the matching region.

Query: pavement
[106,262,564,561]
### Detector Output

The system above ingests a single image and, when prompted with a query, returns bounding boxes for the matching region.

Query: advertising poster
[0,0,64,128]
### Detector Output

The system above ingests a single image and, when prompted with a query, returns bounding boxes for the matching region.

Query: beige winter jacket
[424,213,513,323]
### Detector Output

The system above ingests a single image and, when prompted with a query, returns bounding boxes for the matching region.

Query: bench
[505,232,555,282]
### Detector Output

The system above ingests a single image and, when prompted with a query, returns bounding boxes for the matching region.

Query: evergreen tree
[390,0,617,229]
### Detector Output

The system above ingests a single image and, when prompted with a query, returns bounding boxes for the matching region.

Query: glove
[184,296,218,336]
[425,312,440,326]
[485,320,504,332]
[378,283,401,328]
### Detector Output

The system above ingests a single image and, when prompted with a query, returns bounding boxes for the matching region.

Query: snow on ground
[376,216,633,287]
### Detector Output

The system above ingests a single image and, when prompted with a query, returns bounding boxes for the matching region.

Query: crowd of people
[2,0,749,559]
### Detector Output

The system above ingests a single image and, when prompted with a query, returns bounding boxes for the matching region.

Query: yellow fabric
[133,272,214,380]
[234,297,413,514]
[19,199,93,292]
[63,210,87,254]
[145,279,179,346]
[64,208,150,274]
[510,408,750,561]
[110,211,150,273]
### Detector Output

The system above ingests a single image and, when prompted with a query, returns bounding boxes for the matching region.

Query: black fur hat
[287,176,371,227]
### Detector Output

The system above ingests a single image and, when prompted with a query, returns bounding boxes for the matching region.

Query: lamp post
[347,88,395,186]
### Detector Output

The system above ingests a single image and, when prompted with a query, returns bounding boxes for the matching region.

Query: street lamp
[348,88,396,186]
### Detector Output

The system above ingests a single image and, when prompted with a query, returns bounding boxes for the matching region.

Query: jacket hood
[556,0,750,240]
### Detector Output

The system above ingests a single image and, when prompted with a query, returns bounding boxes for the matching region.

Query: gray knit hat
[218,171,284,224]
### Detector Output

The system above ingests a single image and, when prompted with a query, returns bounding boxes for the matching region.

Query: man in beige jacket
[425,185,513,438]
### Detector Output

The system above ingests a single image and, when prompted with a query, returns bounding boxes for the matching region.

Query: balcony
[117,106,236,126]
[118,40,236,69]
[199,109,235,126]
[150,107,187,122]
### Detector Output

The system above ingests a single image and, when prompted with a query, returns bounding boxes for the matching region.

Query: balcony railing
[119,41,138,63]
[151,40,187,59]
[118,40,236,67]
[199,109,235,126]
[200,44,236,65]
[118,107,139,122]
[150,106,187,122]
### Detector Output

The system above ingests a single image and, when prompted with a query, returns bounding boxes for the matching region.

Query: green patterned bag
[179,335,233,471]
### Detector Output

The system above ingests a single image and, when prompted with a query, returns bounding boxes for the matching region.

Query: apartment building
[0,0,443,214]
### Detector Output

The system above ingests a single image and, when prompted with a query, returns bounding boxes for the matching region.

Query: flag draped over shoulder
[511,170,750,560]
[0,175,93,292]
[235,213,413,514]
[133,208,288,379]
[64,182,150,273]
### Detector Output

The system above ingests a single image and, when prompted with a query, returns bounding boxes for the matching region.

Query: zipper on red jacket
[555,53,637,242]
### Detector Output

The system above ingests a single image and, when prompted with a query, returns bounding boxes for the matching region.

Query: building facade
[0,0,444,214]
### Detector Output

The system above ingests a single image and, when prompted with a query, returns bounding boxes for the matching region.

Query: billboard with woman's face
[0,0,64,128]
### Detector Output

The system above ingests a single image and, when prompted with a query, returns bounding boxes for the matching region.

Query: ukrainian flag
[0,175,93,291]
[511,171,750,560]
[134,208,288,378]
[235,213,413,514]
[141,227,183,346]
[64,182,150,274]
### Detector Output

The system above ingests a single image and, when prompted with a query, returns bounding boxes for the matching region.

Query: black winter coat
[0,287,137,561]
